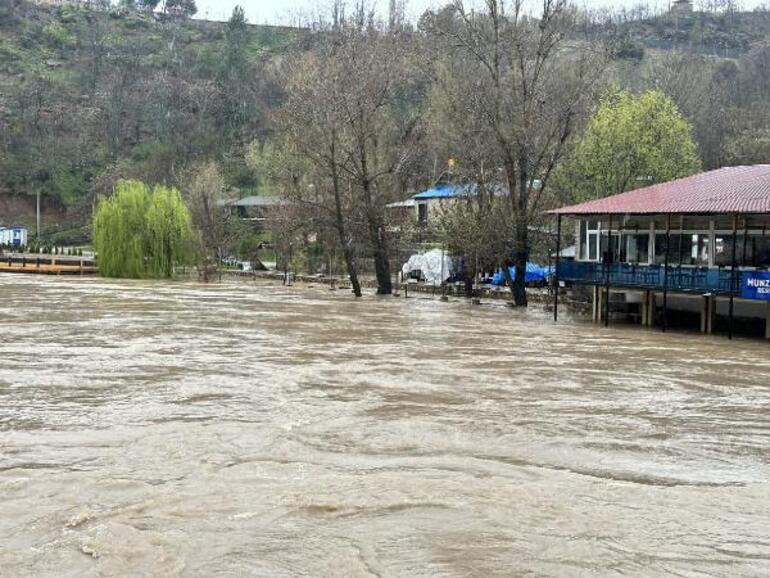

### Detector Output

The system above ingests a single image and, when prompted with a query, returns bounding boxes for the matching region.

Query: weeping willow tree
[93,180,197,278]
[145,185,197,277]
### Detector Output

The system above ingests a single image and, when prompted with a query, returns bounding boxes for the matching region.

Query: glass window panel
[737,235,754,266]
[654,234,673,265]
[715,235,728,266]
[753,237,770,268]
[617,234,627,263]
[626,234,649,264]
[600,233,622,263]
[670,234,683,266]
[588,233,598,261]
[690,234,710,266]
[714,235,750,267]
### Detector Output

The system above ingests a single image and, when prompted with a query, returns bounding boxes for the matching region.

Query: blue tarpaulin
[492,263,552,286]
[412,183,473,200]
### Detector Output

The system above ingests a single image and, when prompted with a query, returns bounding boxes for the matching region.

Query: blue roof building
[411,183,473,200]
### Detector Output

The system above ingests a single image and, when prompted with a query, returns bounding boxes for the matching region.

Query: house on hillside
[550,165,770,339]
[386,183,486,227]
[226,196,289,224]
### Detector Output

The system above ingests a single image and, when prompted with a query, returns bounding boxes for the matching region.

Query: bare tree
[265,17,420,296]
[421,0,606,306]
[330,25,421,294]
[184,161,233,281]
[264,50,364,296]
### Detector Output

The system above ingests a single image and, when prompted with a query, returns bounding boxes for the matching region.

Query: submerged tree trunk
[360,161,392,294]
[341,240,362,297]
[512,216,528,307]
[501,158,529,307]
[331,158,362,297]
[501,259,514,299]
[513,157,530,308]
[369,218,392,295]
[464,274,473,298]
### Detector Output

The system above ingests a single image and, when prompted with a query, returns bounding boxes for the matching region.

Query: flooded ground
[1,274,770,577]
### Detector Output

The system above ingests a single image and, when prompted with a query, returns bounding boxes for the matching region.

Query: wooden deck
[0,261,97,276]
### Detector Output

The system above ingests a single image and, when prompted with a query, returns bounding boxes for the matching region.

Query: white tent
[401,249,453,286]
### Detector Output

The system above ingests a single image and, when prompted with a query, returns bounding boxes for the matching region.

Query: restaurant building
[550,165,770,339]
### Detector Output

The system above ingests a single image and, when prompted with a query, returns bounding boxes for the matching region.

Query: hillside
[1,0,769,243]
[0,0,304,241]
[622,7,770,57]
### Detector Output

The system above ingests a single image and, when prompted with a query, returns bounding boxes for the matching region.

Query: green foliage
[58,6,83,24]
[145,185,197,277]
[0,37,24,73]
[92,180,196,278]
[137,0,160,10]
[49,171,88,209]
[47,224,91,246]
[560,88,701,202]
[165,0,197,18]
[42,23,77,50]
[725,130,770,165]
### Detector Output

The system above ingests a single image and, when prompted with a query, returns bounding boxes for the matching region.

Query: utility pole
[36,191,41,241]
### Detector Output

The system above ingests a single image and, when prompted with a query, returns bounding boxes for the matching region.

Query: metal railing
[557,261,745,296]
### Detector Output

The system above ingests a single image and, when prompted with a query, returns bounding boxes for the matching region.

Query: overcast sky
[194,0,766,25]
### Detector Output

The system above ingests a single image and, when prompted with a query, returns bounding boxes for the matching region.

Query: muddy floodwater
[1,275,770,577]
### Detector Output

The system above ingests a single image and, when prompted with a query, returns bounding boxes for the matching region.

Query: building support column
[765,302,770,341]
[647,291,655,327]
[604,215,613,328]
[642,289,656,327]
[677,215,685,288]
[729,215,738,341]
[553,214,562,323]
[701,294,715,334]
[592,285,601,324]
[662,215,671,333]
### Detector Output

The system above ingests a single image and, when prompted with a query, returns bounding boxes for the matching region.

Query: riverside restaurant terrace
[549,165,770,339]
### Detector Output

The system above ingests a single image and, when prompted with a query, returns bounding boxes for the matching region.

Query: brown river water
[1,274,770,577]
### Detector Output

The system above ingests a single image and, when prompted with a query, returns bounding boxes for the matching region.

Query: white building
[0,227,28,248]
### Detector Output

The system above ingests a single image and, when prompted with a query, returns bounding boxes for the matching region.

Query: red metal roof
[549,165,770,215]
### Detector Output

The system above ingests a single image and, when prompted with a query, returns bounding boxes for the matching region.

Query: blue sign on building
[742,271,770,300]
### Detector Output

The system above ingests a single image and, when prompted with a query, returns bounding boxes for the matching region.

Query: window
[655,233,710,266]
[752,237,770,268]
[417,202,428,225]
[715,234,746,267]
[600,232,623,263]
[579,220,600,261]
[688,234,710,266]
[654,234,670,265]
[626,234,650,264]
[716,235,770,268]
